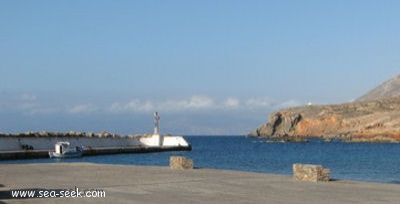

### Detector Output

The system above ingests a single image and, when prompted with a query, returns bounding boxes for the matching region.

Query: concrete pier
[1,163,400,204]
[0,145,191,160]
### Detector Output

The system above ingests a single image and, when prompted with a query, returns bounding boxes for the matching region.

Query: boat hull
[49,151,83,158]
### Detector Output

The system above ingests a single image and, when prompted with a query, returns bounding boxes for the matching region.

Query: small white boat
[49,142,84,158]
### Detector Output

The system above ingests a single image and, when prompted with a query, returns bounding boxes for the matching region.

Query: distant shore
[1,162,400,204]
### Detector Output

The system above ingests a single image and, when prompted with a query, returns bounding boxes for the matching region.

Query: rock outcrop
[250,97,400,142]
[250,73,400,142]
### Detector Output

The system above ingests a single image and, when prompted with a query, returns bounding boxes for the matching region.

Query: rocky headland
[250,74,400,142]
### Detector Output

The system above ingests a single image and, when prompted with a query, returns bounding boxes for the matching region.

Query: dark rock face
[261,112,302,136]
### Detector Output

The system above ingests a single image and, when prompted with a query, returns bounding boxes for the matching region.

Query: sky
[0,0,399,135]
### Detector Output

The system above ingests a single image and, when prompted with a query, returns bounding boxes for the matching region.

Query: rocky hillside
[250,73,400,142]
[356,74,400,102]
[249,97,400,141]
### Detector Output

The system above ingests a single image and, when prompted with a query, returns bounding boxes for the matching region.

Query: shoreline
[1,162,400,203]
[0,160,396,185]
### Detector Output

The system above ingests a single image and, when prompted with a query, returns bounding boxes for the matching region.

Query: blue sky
[1,0,399,135]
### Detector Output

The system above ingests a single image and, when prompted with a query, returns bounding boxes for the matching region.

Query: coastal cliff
[250,74,400,142]
[249,97,400,141]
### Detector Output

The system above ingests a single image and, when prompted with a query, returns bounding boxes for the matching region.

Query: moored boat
[49,142,84,158]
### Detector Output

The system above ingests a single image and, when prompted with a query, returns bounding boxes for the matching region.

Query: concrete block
[293,164,330,182]
[170,156,193,170]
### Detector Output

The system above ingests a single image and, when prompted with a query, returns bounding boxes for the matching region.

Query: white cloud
[141,101,154,111]
[160,95,215,110]
[16,101,59,115]
[125,99,142,111]
[17,102,37,110]
[108,95,216,113]
[183,95,215,109]
[28,107,59,115]
[68,103,98,114]
[277,99,302,109]
[106,95,302,114]
[21,93,37,101]
[0,93,60,115]
[108,99,154,113]
[0,91,308,134]
[224,97,240,108]
[4,92,302,116]
[245,97,271,108]
[109,102,124,112]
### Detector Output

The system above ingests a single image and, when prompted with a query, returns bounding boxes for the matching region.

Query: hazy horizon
[1,1,399,135]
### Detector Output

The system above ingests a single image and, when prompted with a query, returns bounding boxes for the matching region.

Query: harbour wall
[0,137,142,151]
[0,146,192,160]
[0,132,192,160]
[163,136,190,147]
[140,135,190,147]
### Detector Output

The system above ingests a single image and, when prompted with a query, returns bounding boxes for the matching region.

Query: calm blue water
[1,136,400,184]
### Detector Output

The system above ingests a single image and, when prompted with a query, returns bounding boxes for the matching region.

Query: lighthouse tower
[153,112,163,146]
[153,112,160,135]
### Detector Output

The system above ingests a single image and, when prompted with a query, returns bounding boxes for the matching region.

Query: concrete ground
[1,163,399,204]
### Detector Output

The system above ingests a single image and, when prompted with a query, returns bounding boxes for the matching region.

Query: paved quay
[1,163,400,204]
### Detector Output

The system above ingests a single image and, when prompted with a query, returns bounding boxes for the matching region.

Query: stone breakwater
[0,131,144,139]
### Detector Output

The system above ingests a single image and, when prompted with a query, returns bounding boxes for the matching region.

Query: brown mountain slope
[356,74,400,102]
[249,97,400,141]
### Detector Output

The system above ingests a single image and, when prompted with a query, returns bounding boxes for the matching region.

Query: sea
[1,136,400,184]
